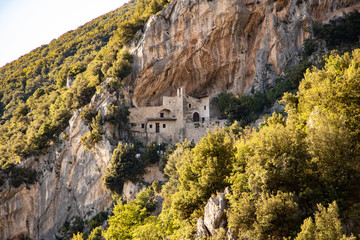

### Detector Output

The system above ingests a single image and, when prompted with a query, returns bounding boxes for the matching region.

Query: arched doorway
[193,112,200,122]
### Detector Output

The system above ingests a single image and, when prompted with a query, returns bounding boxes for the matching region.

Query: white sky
[0,0,129,67]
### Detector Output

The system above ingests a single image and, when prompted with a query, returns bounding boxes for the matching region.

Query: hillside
[0,0,168,184]
[0,0,360,239]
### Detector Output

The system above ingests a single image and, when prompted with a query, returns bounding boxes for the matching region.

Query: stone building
[129,88,226,144]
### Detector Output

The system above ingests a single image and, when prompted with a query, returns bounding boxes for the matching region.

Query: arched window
[193,112,200,122]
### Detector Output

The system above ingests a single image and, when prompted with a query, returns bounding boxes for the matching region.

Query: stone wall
[185,119,227,143]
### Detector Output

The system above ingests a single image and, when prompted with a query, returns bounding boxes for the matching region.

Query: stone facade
[129,88,226,144]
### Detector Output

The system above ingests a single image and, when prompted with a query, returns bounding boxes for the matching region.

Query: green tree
[88,227,102,240]
[80,110,104,150]
[71,232,83,240]
[80,105,97,124]
[253,191,300,239]
[295,202,355,240]
[297,50,360,201]
[103,143,144,194]
[163,127,235,219]
[103,188,157,239]
[141,142,160,164]
[87,212,108,230]
[104,100,129,128]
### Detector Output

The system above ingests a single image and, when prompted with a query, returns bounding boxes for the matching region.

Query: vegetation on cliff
[1,1,360,239]
[312,11,360,50]
[103,141,166,194]
[79,49,360,239]
[0,0,170,188]
[216,11,360,128]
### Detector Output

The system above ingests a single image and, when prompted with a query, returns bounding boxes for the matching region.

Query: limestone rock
[130,0,360,106]
[0,90,117,240]
[142,163,167,184]
[122,163,166,201]
[151,196,164,217]
[204,191,228,236]
[196,217,210,238]
[123,181,146,201]
[196,188,229,238]
[66,76,75,88]
[131,0,251,106]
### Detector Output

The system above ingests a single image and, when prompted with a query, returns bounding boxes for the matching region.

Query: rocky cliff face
[1,0,360,239]
[130,0,360,106]
[0,90,116,240]
[0,86,167,240]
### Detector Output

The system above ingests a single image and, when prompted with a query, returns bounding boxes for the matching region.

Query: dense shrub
[104,100,129,128]
[103,143,145,194]
[80,111,104,150]
[99,50,360,239]
[68,62,87,77]
[87,227,103,240]
[80,105,97,124]
[60,216,85,240]
[87,211,109,230]
[313,11,360,49]
[103,187,157,239]
[295,202,355,240]
[141,142,167,164]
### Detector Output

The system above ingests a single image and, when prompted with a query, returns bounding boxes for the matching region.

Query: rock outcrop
[196,188,229,238]
[130,0,360,106]
[122,163,166,201]
[0,86,168,239]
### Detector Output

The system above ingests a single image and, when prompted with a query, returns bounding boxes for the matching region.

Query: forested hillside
[1,0,360,239]
[0,0,169,187]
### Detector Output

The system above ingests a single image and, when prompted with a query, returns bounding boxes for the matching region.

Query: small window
[202,117,205,122]
[150,124,153,128]
[160,113,164,118]
[141,124,145,128]
[204,106,206,110]
[189,104,191,108]
[163,124,166,128]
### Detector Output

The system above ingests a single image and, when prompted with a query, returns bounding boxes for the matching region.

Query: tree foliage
[313,11,360,49]
[102,50,360,239]
[103,143,145,194]
[80,110,104,150]
[0,0,169,188]
[103,187,158,239]
[162,127,236,220]
[295,202,355,240]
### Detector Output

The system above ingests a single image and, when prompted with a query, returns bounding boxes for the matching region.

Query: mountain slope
[0,0,360,239]
[0,1,137,121]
